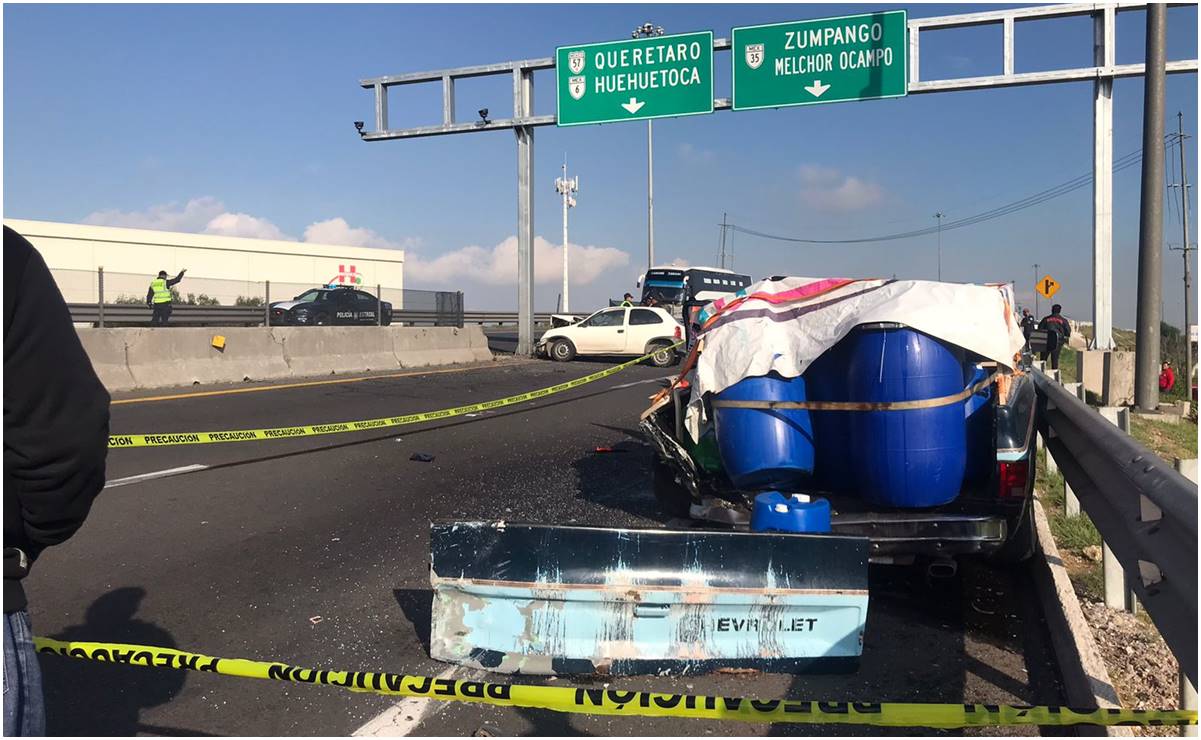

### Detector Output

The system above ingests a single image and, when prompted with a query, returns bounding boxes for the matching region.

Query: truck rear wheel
[991,500,1037,564]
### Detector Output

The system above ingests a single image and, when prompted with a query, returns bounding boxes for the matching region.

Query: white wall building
[5,219,405,306]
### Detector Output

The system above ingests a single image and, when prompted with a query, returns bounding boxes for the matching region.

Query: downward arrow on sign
[621,97,645,114]
[804,80,831,97]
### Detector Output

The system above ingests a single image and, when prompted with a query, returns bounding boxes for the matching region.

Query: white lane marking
[610,374,675,390]
[353,665,481,737]
[103,464,208,489]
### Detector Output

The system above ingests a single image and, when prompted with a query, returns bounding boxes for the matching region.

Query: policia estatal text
[146,269,186,326]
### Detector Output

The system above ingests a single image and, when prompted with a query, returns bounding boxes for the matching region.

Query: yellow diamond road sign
[1036,275,1060,299]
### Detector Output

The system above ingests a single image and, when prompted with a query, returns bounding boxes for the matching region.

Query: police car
[269,286,393,326]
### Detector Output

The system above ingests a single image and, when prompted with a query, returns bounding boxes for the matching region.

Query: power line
[729,136,1180,246]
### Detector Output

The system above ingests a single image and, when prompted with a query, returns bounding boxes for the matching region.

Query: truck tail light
[998,460,1029,498]
[674,325,682,339]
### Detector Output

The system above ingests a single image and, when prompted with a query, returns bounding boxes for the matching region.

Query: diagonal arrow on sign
[620,97,645,114]
[804,80,831,98]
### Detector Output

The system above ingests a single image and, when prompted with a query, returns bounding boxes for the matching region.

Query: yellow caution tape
[108,343,682,448]
[35,638,1196,728]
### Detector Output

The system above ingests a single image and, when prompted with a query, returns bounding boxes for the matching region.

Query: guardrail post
[1064,479,1081,516]
[377,284,383,326]
[97,267,105,328]
[1097,405,1135,612]
[1183,672,1198,737]
[457,291,464,328]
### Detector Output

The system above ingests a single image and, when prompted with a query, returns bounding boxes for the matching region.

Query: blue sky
[4,2,1197,325]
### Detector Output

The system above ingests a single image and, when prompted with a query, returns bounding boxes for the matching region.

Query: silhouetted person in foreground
[4,226,110,735]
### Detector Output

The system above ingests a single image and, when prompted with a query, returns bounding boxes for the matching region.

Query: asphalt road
[25,357,1065,736]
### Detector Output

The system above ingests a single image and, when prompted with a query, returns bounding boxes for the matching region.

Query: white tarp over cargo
[685,277,1025,437]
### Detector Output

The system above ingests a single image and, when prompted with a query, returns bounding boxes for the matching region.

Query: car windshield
[292,290,329,302]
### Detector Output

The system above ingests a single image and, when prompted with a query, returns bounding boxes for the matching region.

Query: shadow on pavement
[40,587,192,736]
[393,588,433,657]
[570,429,666,523]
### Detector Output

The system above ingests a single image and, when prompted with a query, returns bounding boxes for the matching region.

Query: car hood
[271,301,302,311]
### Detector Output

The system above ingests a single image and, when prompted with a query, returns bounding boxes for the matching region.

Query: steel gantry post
[515,67,536,356]
[355,3,1196,361]
[1134,3,1167,412]
[1092,5,1116,351]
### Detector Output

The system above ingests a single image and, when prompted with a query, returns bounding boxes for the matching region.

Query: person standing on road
[4,226,111,736]
[146,268,186,326]
[620,293,634,308]
[1037,303,1071,370]
[1019,309,1036,343]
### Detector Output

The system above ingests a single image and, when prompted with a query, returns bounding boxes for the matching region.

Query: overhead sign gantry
[358,3,1197,357]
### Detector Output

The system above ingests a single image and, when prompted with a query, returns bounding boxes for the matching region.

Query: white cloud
[407,236,630,287]
[303,217,414,250]
[797,164,885,212]
[204,212,289,240]
[82,198,425,249]
[84,196,225,232]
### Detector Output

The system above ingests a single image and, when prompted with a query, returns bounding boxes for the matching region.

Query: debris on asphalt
[309,616,323,625]
[593,446,627,453]
[409,453,436,462]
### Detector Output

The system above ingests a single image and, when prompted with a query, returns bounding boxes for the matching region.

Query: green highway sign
[732,11,907,111]
[556,31,714,126]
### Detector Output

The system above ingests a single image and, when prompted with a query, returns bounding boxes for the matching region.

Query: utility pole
[718,212,728,269]
[632,22,664,270]
[554,157,579,313]
[1170,112,1194,393]
[934,212,945,281]
[1134,3,1166,413]
[1033,263,1041,318]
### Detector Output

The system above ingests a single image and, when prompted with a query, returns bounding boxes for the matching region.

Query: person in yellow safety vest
[620,293,634,308]
[145,269,186,326]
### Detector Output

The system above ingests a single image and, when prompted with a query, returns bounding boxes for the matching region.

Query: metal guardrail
[1034,371,1197,686]
[68,304,554,328]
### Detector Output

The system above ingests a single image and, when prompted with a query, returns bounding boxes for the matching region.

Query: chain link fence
[53,268,464,327]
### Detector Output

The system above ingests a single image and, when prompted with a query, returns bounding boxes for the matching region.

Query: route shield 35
[428,522,869,676]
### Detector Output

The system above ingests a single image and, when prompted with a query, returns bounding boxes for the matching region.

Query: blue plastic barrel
[751,492,831,533]
[963,364,995,488]
[713,372,815,490]
[842,323,968,507]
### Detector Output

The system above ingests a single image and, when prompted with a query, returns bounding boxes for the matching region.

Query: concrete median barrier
[394,326,492,367]
[276,326,401,377]
[124,328,290,389]
[75,325,494,392]
[76,329,137,391]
